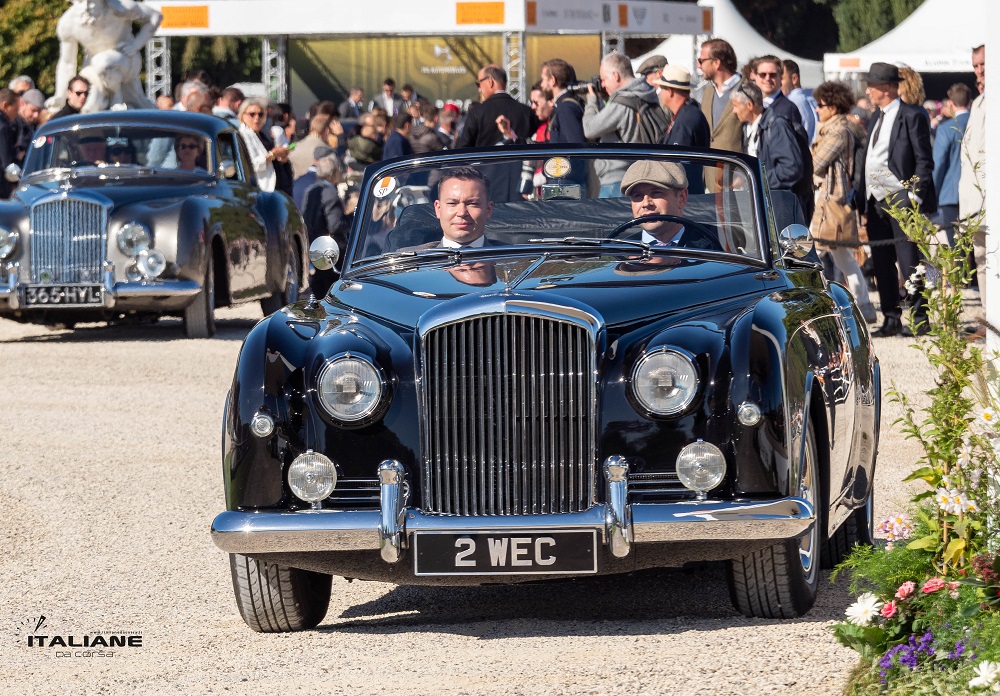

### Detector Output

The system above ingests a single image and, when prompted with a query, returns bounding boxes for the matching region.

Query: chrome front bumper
[211,458,815,564]
[0,262,200,311]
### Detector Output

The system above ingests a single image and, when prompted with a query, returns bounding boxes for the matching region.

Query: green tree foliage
[833,0,925,52]
[730,0,840,60]
[0,0,64,95]
[171,36,263,92]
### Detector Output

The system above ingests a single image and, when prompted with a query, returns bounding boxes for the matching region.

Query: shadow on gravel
[324,565,855,637]
[0,317,258,343]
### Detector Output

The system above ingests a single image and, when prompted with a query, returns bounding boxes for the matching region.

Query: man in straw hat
[653,65,710,149]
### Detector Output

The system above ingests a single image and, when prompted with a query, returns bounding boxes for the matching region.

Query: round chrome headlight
[676,440,727,493]
[288,451,337,503]
[316,354,383,422]
[137,249,166,279]
[631,348,699,416]
[117,222,151,256]
[0,227,17,260]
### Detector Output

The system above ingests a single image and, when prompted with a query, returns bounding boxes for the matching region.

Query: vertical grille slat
[30,199,107,284]
[421,312,596,516]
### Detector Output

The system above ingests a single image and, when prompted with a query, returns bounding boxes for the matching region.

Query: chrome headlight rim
[116,221,151,257]
[0,226,18,260]
[314,351,388,426]
[628,346,700,417]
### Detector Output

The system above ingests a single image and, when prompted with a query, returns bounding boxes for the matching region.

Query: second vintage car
[211,144,880,631]
[0,111,307,337]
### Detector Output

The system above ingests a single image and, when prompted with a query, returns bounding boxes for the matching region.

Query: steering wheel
[608,213,719,246]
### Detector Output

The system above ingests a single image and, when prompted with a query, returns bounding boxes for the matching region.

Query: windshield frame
[342,145,772,278]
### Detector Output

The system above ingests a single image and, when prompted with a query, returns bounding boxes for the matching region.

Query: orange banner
[456,2,505,25]
[160,5,209,30]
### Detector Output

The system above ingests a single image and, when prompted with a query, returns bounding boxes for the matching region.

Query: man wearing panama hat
[859,61,936,337]
[653,65,710,150]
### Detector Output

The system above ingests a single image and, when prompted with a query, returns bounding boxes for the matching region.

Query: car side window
[216,132,246,182]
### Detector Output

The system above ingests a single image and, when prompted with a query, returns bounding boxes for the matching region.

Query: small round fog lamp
[737,402,762,427]
[250,412,275,438]
[288,451,337,503]
[676,440,726,497]
[137,249,166,279]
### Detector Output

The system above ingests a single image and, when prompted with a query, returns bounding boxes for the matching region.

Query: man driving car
[620,160,722,251]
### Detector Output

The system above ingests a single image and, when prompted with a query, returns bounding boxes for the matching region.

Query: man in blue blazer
[859,62,936,337]
[932,82,972,244]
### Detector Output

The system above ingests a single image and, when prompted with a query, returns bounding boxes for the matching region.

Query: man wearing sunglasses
[750,56,803,129]
[51,76,91,121]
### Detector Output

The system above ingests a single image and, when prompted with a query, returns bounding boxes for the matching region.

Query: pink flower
[922,577,946,593]
[881,600,899,618]
[896,581,917,599]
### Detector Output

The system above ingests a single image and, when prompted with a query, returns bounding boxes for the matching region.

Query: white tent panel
[824,0,986,77]
[632,0,825,87]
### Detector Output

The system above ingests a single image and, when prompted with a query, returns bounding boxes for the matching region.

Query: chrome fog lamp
[117,222,151,256]
[125,263,143,282]
[0,227,17,260]
[631,348,698,416]
[737,402,762,427]
[676,440,726,498]
[250,412,275,438]
[288,450,337,503]
[316,355,383,422]
[136,249,166,279]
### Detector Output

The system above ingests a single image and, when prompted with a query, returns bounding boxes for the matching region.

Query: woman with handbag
[810,81,878,324]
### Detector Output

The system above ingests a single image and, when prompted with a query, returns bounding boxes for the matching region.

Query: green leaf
[906,534,939,550]
[943,537,966,564]
[903,466,937,483]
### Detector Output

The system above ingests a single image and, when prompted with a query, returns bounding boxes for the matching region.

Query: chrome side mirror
[309,236,340,271]
[778,223,815,261]
[4,163,21,183]
[218,159,237,179]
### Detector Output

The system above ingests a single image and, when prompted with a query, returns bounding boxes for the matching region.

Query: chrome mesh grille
[29,199,107,283]
[420,313,597,515]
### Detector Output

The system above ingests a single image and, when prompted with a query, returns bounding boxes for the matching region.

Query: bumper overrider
[0,261,200,311]
[211,458,815,565]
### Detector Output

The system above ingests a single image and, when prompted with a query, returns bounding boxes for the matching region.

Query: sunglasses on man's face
[757,72,779,80]
[72,90,90,97]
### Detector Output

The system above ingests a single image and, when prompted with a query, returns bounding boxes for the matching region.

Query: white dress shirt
[441,235,486,249]
[865,98,905,201]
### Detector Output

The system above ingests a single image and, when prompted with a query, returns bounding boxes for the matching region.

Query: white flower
[980,407,997,429]
[966,497,980,513]
[942,474,954,488]
[936,487,954,511]
[904,280,917,295]
[915,263,927,277]
[971,468,983,487]
[845,592,883,626]
[877,513,912,541]
[969,660,1000,689]
[958,442,973,468]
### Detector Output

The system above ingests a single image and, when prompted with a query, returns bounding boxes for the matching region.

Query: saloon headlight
[676,440,726,495]
[0,227,17,260]
[631,348,699,415]
[316,354,384,422]
[117,222,151,256]
[288,451,337,503]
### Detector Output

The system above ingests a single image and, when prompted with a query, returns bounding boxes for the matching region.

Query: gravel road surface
[0,304,939,695]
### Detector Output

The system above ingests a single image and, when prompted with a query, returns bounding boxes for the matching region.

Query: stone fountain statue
[46,0,163,113]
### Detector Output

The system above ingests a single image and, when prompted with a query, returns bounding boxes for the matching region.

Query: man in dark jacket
[539,59,586,144]
[410,103,444,154]
[859,62,936,337]
[0,89,21,199]
[382,112,414,160]
[302,155,349,296]
[654,66,710,195]
[731,81,805,204]
[455,64,537,149]
[51,75,90,120]
[752,56,803,127]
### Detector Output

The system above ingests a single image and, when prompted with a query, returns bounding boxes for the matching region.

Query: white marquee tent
[632,0,824,87]
[824,0,985,79]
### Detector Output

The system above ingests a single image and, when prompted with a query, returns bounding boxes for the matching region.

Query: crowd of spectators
[0,41,987,319]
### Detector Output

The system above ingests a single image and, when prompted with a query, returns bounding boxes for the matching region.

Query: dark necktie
[870,110,885,148]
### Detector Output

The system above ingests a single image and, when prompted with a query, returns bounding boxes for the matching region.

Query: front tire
[727,423,821,619]
[229,553,331,633]
[183,262,216,338]
[822,473,875,568]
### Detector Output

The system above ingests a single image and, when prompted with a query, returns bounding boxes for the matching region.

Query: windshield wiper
[528,236,651,252]
[356,247,464,271]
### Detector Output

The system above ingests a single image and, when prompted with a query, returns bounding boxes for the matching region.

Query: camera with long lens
[565,76,603,96]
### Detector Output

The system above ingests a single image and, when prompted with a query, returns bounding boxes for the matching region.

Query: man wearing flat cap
[637,55,668,89]
[859,61,936,337]
[620,160,721,250]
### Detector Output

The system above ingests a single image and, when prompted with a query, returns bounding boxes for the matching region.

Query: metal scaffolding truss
[600,32,625,57]
[145,37,172,100]
[502,31,525,102]
[262,37,288,102]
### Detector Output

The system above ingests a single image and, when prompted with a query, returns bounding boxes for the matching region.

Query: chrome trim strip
[603,456,632,558]
[378,460,406,563]
[1,263,20,309]
[210,498,815,554]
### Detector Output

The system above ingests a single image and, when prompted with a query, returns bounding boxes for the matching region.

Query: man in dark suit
[753,56,803,127]
[860,62,936,337]
[302,154,349,296]
[620,160,722,251]
[0,89,21,199]
[402,167,501,250]
[338,87,365,119]
[455,64,538,149]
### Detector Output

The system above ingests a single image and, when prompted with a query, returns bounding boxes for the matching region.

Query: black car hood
[10,174,214,209]
[332,253,778,329]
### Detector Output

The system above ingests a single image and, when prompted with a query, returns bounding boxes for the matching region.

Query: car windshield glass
[349,152,765,268]
[24,126,213,175]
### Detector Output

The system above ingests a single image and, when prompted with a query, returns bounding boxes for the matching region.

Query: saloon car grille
[29,199,108,284]
[628,472,691,503]
[420,314,597,515]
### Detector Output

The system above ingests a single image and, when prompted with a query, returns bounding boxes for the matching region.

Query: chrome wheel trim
[798,440,819,583]
[284,255,300,304]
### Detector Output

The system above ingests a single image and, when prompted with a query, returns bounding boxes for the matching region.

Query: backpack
[847,129,866,210]
[610,93,669,145]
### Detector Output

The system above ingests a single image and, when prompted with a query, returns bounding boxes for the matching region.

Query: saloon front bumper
[211,458,815,564]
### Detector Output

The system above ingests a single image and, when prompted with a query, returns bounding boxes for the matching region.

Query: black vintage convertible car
[211,145,880,631]
[0,111,306,337]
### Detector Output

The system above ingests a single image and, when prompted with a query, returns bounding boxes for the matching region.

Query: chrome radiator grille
[420,313,597,515]
[29,199,107,283]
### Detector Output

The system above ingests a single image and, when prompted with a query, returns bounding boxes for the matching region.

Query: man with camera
[582,51,669,197]
[539,58,586,145]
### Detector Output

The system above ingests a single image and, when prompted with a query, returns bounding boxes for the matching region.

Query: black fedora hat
[865,62,902,84]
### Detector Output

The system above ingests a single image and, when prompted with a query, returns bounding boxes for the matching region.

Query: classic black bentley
[0,111,306,337]
[211,145,880,631]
